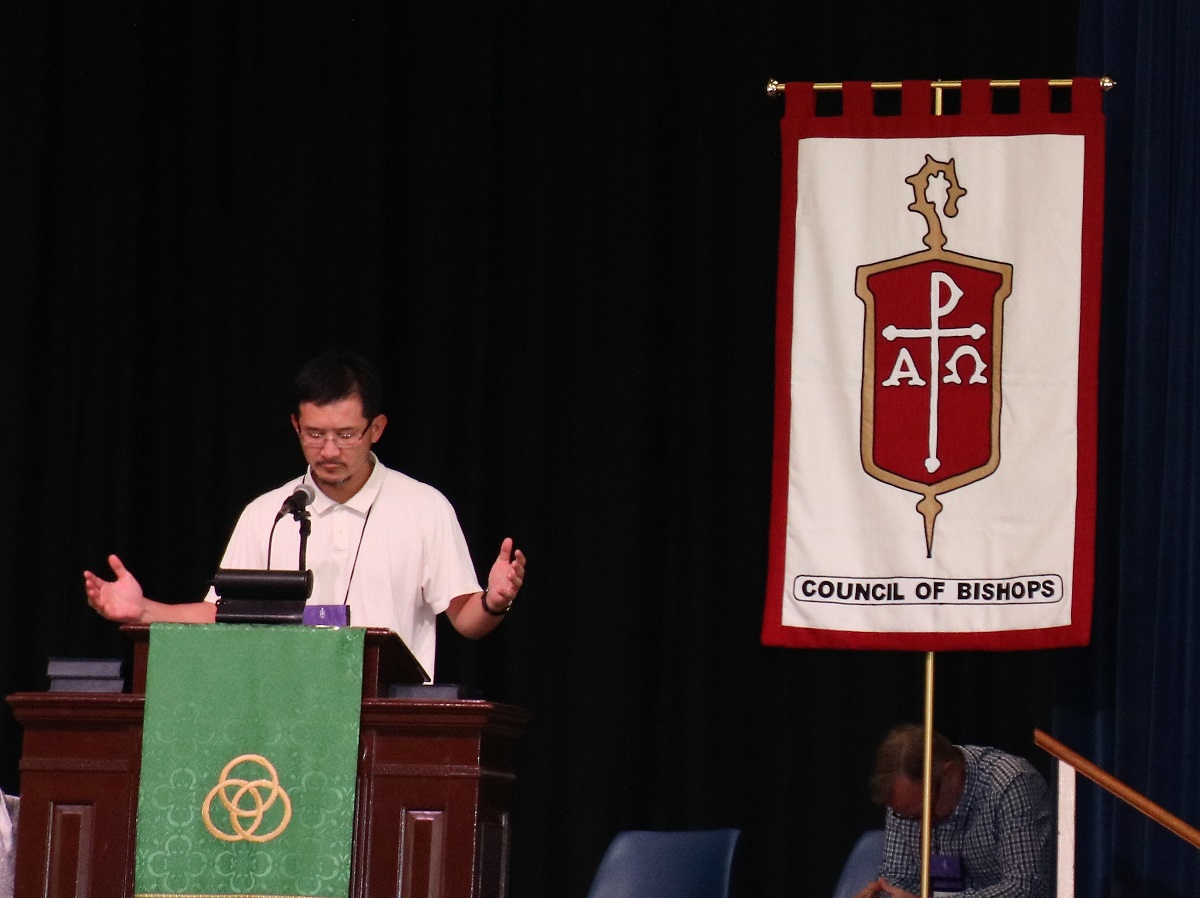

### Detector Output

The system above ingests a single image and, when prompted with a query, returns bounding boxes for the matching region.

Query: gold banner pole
[921,651,936,898]
[916,82,949,898]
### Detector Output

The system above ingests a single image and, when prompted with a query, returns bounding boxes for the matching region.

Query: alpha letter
[882,348,927,387]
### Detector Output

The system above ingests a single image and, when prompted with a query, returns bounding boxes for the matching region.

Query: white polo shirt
[205,457,481,675]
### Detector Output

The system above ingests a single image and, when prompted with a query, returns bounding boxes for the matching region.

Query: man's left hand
[486,537,526,609]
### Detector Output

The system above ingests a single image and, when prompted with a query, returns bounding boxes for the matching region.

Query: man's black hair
[294,351,384,421]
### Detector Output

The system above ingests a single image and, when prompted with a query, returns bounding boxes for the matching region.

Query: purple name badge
[931,854,964,896]
[303,605,351,627]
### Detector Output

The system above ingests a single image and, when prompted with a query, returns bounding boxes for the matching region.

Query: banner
[762,80,1105,650]
[135,624,364,898]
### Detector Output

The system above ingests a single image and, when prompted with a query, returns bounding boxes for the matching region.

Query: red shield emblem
[856,157,1012,556]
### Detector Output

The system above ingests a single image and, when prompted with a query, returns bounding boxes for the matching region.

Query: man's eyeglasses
[890,775,944,822]
[298,423,372,449]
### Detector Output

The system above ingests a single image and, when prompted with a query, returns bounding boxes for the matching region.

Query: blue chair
[831,830,885,898]
[586,828,741,898]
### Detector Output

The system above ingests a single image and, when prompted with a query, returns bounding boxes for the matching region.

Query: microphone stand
[290,505,312,571]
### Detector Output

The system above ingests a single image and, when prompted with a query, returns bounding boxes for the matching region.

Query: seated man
[856,723,1053,898]
[84,351,525,676]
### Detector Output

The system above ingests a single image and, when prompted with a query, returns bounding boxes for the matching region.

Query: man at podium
[83,351,525,674]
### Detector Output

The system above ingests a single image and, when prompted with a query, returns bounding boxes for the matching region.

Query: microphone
[275,483,316,521]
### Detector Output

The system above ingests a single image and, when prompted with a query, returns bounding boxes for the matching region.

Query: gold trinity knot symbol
[202,754,293,843]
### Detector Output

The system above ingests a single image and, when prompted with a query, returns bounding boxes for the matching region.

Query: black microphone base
[212,568,314,626]
[216,598,308,625]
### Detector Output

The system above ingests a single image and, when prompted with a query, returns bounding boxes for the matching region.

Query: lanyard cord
[342,503,374,606]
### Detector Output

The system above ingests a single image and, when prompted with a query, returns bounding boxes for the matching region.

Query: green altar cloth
[134,624,364,898]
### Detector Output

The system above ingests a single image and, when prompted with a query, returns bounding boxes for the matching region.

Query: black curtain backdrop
[3,1,1193,896]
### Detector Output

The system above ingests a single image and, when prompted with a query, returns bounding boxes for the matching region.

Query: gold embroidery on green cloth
[201,754,293,842]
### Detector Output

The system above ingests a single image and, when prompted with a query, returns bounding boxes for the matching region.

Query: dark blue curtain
[1060,0,1200,895]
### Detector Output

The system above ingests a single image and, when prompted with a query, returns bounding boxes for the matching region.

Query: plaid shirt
[878,745,1053,898]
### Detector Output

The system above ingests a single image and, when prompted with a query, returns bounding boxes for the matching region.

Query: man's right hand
[854,878,915,898]
[83,554,148,623]
[861,879,916,898]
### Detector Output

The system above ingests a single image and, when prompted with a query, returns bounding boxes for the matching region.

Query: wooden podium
[7,625,530,898]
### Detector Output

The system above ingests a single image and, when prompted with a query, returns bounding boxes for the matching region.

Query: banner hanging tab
[763,79,1106,651]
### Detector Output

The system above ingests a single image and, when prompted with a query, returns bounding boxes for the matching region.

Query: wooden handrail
[1034,729,1200,851]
